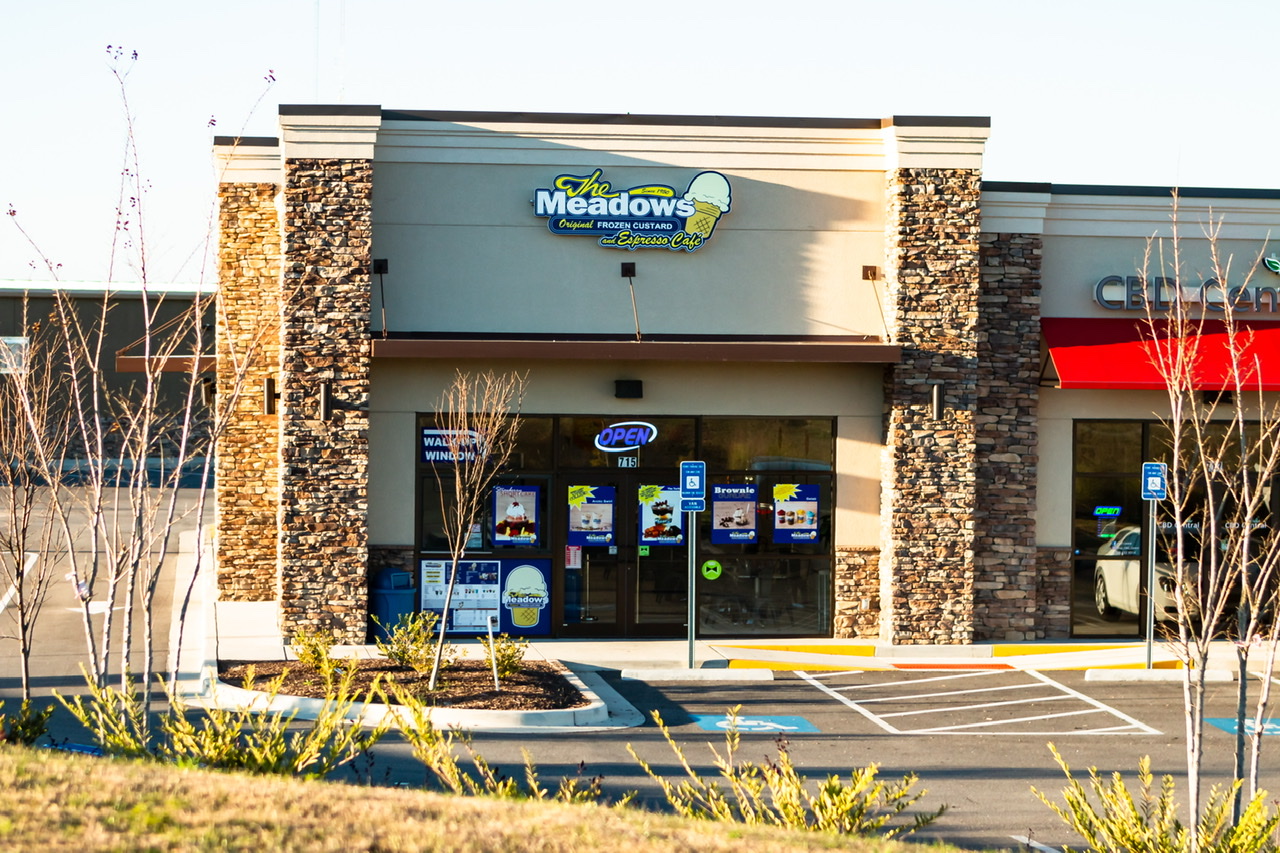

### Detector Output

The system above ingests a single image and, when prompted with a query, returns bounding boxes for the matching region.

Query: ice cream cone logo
[682,171,732,238]
[502,564,549,628]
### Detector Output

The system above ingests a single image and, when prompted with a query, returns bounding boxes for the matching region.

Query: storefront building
[212,106,1280,646]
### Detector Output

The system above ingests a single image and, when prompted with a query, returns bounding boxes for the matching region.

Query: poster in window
[493,485,539,547]
[567,485,615,546]
[772,484,819,543]
[419,559,499,633]
[711,483,758,544]
[639,484,684,545]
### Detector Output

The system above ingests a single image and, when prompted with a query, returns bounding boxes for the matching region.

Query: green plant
[478,632,529,680]
[627,706,943,838]
[389,683,618,804]
[1035,744,1280,853]
[0,699,54,745]
[290,627,342,690]
[57,667,152,759]
[160,666,390,779]
[375,611,456,677]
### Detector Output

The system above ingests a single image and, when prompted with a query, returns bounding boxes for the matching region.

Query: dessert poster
[772,484,820,543]
[567,484,615,547]
[493,486,539,547]
[499,559,551,636]
[711,483,758,545]
[639,484,683,546]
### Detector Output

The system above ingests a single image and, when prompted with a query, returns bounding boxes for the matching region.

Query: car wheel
[1095,570,1121,621]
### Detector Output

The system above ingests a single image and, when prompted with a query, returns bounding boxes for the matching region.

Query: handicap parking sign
[691,714,820,734]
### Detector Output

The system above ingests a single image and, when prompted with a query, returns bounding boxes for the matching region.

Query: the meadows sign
[533,169,732,253]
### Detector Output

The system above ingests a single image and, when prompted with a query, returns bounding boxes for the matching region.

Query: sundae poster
[493,486,539,547]
[567,485,615,547]
[773,484,820,543]
[711,484,758,545]
[639,485,683,546]
[532,168,732,253]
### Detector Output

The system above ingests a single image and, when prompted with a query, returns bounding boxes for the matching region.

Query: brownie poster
[493,485,539,547]
[638,484,683,545]
[772,484,819,543]
[567,484,616,546]
[711,483,758,544]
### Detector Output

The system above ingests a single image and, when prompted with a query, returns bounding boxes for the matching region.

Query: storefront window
[702,417,833,471]
[558,416,695,469]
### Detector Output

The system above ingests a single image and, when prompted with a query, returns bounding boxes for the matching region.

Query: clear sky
[2,0,1276,284]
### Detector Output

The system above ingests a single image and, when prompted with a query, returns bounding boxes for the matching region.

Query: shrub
[1035,744,1280,853]
[290,627,341,690]
[388,683,618,804]
[628,705,943,838]
[374,611,456,677]
[0,700,54,746]
[478,632,529,680]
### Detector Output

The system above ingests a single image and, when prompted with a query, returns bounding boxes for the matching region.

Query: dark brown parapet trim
[983,180,1280,200]
[382,109,990,130]
[371,337,901,364]
[279,104,382,116]
[115,355,216,373]
[212,136,279,147]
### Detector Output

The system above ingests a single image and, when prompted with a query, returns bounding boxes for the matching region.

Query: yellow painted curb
[715,643,877,657]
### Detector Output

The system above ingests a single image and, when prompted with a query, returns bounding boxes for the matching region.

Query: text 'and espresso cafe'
[212,106,1280,646]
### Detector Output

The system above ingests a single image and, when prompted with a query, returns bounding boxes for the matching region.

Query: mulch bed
[217,658,588,712]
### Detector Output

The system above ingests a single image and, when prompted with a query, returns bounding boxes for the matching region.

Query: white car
[1093,526,1181,621]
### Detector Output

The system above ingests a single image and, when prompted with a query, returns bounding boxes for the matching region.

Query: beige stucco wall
[367,359,883,548]
[370,120,890,338]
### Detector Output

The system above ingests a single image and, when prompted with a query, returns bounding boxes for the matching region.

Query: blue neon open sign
[594,421,658,453]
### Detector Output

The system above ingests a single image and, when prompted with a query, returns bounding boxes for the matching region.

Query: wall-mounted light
[263,376,278,415]
[931,383,943,420]
[615,379,643,399]
[862,265,880,281]
[372,259,390,340]
[319,382,333,421]
[200,377,216,408]
[621,262,640,340]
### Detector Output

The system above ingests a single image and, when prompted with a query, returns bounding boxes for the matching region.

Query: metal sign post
[1141,462,1168,669]
[680,461,706,669]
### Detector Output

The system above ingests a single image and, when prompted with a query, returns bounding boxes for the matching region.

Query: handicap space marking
[691,714,820,734]
[1207,718,1280,736]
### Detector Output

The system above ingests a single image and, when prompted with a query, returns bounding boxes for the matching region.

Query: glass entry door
[561,474,688,637]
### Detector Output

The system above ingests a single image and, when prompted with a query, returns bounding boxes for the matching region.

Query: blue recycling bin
[368,570,415,641]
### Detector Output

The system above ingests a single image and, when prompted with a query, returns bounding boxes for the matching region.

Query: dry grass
[0,744,954,852]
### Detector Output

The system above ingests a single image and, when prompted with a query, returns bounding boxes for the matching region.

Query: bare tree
[0,302,69,700]
[1140,203,1280,830]
[426,369,527,691]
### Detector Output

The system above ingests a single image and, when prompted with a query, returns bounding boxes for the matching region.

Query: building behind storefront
[211,106,1280,647]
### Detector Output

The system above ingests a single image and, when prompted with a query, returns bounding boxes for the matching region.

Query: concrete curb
[188,665,619,731]
[620,668,774,682]
[1085,668,1235,683]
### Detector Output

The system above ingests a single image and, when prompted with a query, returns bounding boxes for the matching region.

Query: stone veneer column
[973,233,1042,639]
[880,168,982,643]
[216,182,281,600]
[279,158,372,642]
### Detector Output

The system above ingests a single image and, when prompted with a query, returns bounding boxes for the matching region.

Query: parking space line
[852,681,1045,704]
[829,670,992,690]
[1024,669,1160,734]
[911,707,1107,733]
[878,693,1072,719]
[798,668,1162,736]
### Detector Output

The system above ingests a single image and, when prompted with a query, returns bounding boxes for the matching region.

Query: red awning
[1041,318,1280,391]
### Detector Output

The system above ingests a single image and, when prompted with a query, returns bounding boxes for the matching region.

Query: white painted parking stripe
[911,707,1107,734]
[1011,834,1058,852]
[878,693,1073,719]
[831,669,993,691]
[798,669,1161,736]
[852,681,1045,704]
[1025,669,1160,734]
